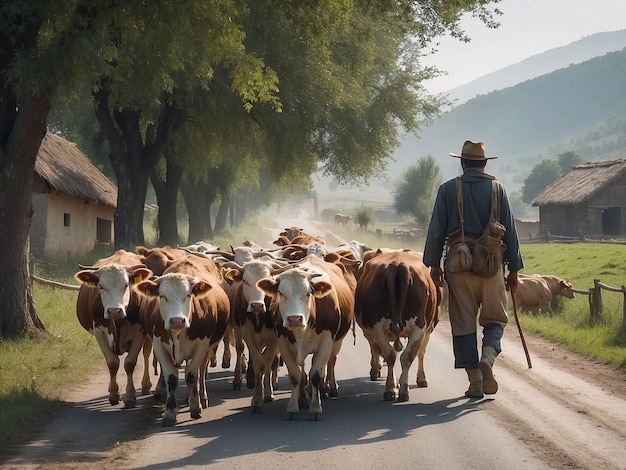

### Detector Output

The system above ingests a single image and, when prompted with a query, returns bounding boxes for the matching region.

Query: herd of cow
[74,226,575,426]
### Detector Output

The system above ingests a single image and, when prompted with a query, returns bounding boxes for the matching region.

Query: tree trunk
[94,88,181,249]
[0,90,51,337]
[181,178,215,242]
[151,158,183,246]
[214,193,231,235]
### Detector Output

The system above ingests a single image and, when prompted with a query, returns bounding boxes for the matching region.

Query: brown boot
[479,346,498,394]
[464,368,483,398]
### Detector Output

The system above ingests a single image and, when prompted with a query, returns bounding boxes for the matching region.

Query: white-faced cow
[137,255,230,426]
[354,249,441,402]
[258,255,354,421]
[223,260,281,412]
[75,250,153,409]
[515,273,575,315]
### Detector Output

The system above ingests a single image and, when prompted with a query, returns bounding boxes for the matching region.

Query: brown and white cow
[136,245,186,276]
[75,250,153,409]
[354,249,441,402]
[223,260,281,412]
[258,255,354,421]
[137,254,230,426]
[515,273,575,315]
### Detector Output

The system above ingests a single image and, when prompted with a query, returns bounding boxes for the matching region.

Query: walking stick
[511,291,532,369]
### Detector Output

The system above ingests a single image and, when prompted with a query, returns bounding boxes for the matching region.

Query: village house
[531,158,626,238]
[31,131,117,260]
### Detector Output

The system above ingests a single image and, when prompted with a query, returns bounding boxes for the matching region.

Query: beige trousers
[445,266,509,336]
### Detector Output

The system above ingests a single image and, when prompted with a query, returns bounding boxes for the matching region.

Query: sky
[421,0,626,94]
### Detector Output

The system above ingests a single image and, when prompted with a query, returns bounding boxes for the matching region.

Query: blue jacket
[423,167,524,272]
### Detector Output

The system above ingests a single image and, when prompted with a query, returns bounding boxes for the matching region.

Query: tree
[393,156,442,227]
[0,0,504,337]
[557,150,584,173]
[355,206,374,230]
[0,1,98,337]
[521,159,562,204]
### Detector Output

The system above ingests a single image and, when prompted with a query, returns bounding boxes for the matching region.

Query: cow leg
[154,371,166,403]
[153,344,179,426]
[271,352,280,391]
[242,329,266,412]
[186,368,201,419]
[209,344,218,368]
[362,329,382,381]
[232,326,246,391]
[309,335,333,421]
[324,339,344,398]
[373,322,397,401]
[141,337,153,395]
[415,329,433,388]
[398,327,426,402]
[198,351,211,408]
[121,329,147,409]
[278,339,301,420]
[93,329,121,406]
[221,325,232,369]
[262,341,280,403]
[192,346,212,417]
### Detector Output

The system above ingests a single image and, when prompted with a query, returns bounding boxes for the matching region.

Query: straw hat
[449,140,498,160]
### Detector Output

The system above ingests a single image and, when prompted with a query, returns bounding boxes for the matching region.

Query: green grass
[512,242,626,371]
[0,283,102,458]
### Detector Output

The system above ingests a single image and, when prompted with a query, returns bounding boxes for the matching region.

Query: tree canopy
[393,155,442,227]
[0,0,504,337]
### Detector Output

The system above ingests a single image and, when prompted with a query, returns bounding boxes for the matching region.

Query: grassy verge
[0,283,102,458]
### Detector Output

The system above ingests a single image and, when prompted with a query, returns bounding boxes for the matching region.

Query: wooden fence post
[590,279,603,324]
[622,285,626,328]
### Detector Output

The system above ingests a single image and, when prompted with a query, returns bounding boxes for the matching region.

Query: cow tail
[387,262,408,352]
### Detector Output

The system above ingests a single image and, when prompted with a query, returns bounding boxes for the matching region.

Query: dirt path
[4,323,625,469]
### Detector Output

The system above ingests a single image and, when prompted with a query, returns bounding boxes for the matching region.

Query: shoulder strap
[490,180,500,223]
[456,177,465,243]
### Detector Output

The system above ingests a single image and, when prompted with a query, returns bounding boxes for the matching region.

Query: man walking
[423,140,523,398]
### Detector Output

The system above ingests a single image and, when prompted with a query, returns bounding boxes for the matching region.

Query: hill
[448,29,626,105]
[387,47,626,195]
[317,32,626,214]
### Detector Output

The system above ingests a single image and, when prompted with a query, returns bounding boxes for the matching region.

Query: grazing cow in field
[137,255,230,426]
[334,213,352,226]
[223,260,281,412]
[515,273,575,315]
[258,255,354,421]
[75,250,153,409]
[354,249,441,402]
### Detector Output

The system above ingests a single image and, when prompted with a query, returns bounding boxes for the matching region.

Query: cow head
[257,269,332,331]
[559,280,575,299]
[136,273,213,331]
[75,264,152,320]
[224,261,272,314]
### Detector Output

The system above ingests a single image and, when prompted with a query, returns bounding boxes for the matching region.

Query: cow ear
[223,268,241,283]
[312,281,333,299]
[75,270,98,288]
[192,280,213,298]
[135,246,149,256]
[130,267,153,286]
[137,279,160,297]
[257,278,279,296]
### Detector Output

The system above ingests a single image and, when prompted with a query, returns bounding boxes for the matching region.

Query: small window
[64,213,71,227]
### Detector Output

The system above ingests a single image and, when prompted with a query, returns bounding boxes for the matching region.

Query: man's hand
[506,271,519,294]
[430,266,444,288]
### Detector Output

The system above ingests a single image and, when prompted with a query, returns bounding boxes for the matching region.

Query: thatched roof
[35,131,117,208]
[531,158,626,206]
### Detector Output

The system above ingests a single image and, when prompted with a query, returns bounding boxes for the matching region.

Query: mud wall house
[531,158,626,237]
[31,131,117,260]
